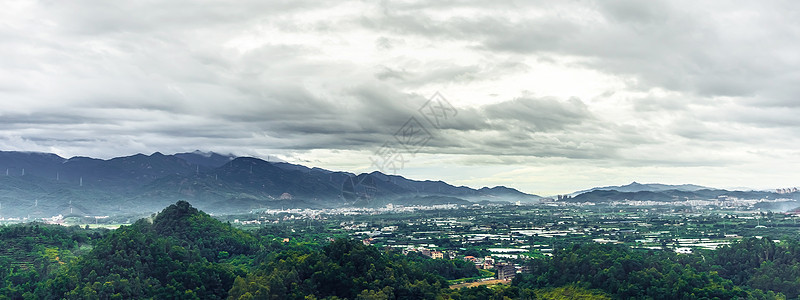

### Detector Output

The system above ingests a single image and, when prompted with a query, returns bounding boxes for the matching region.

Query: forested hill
[37,201,259,298]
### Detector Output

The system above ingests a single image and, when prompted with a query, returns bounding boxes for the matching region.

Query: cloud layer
[1,0,799,194]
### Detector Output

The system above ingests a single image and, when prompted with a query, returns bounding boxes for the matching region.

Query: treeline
[0,202,485,299]
[37,201,258,299]
[229,239,448,299]
[3,201,800,299]
[711,238,800,298]
[1,223,104,299]
[511,238,800,299]
[515,243,754,299]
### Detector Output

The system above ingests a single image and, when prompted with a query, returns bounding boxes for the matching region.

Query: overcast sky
[1,0,799,195]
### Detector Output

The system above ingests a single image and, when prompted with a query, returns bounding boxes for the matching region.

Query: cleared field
[450,279,510,289]
[84,223,128,229]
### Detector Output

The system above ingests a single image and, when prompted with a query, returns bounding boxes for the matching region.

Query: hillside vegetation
[2,202,800,299]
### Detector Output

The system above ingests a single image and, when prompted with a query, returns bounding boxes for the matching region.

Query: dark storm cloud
[482,97,592,132]
[400,96,656,160]
[363,1,800,105]
[0,0,798,182]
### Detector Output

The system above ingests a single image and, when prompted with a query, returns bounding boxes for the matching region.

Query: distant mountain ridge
[568,188,799,203]
[541,181,800,211]
[571,182,710,196]
[173,150,237,168]
[0,150,539,218]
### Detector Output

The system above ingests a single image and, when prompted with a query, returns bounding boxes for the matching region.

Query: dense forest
[1,201,800,299]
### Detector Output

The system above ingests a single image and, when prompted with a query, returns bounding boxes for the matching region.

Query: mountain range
[3,150,797,218]
[562,182,799,210]
[570,182,710,196]
[0,150,538,218]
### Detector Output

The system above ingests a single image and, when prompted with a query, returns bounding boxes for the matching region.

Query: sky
[1,0,799,195]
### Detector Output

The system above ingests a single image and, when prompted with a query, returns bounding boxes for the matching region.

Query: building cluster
[399,246,453,260]
[256,203,467,218]
[461,255,519,280]
[463,255,495,269]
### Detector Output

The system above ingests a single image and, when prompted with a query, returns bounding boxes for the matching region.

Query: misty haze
[1,1,799,299]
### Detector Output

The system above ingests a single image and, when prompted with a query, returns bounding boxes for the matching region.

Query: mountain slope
[0,150,540,217]
[173,150,236,169]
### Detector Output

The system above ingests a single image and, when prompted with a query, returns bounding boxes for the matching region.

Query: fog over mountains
[0,150,537,218]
